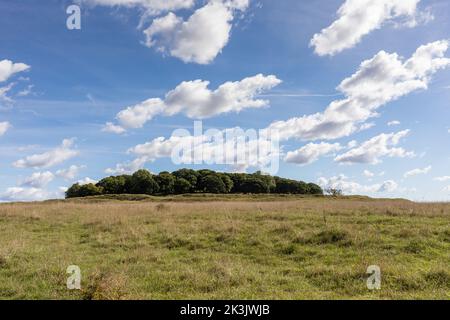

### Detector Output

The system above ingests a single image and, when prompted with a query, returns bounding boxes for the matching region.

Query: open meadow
[0,195,449,300]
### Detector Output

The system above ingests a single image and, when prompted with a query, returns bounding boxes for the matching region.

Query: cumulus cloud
[110,74,281,131]
[144,0,249,64]
[56,165,86,180]
[335,130,414,164]
[108,126,280,174]
[115,99,165,130]
[0,187,50,202]
[0,121,11,136]
[377,180,399,193]
[310,0,426,56]
[318,174,398,195]
[102,122,127,134]
[21,171,55,188]
[404,165,431,178]
[284,142,342,165]
[0,59,30,82]
[267,41,450,142]
[13,139,79,169]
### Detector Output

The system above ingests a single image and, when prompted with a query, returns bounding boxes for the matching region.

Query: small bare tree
[325,188,343,197]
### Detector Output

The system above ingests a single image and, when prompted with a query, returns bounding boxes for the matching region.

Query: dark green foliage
[174,178,192,194]
[227,173,248,193]
[65,183,82,198]
[96,176,127,194]
[172,169,199,192]
[218,174,234,193]
[253,171,276,191]
[155,172,175,195]
[308,183,324,195]
[273,177,298,194]
[240,178,270,194]
[201,174,227,194]
[129,170,159,195]
[65,168,323,198]
[66,183,103,198]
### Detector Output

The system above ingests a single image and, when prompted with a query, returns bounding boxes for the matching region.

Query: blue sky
[1,0,450,201]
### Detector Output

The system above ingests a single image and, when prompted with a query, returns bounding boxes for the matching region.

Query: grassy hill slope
[0,197,449,299]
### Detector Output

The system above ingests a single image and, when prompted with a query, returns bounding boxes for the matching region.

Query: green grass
[0,196,449,300]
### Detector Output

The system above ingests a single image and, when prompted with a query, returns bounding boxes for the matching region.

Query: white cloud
[363,170,375,178]
[284,142,342,165]
[21,171,55,188]
[115,98,165,130]
[404,165,431,178]
[56,165,85,180]
[388,120,401,126]
[83,1,247,64]
[105,156,149,175]
[17,84,34,97]
[77,177,98,185]
[13,139,79,169]
[443,186,450,193]
[112,74,281,131]
[0,60,30,82]
[378,180,399,193]
[434,176,450,182]
[359,122,376,131]
[144,0,249,64]
[310,0,426,56]
[82,0,195,14]
[267,41,450,142]
[0,187,50,202]
[102,122,127,134]
[335,130,414,164]
[109,126,280,174]
[0,121,11,136]
[318,174,398,194]
[0,83,15,103]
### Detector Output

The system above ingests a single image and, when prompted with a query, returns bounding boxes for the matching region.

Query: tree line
[65,169,323,198]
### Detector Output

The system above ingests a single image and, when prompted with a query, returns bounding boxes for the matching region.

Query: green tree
[218,174,233,193]
[96,176,127,194]
[130,170,159,195]
[252,172,276,191]
[227,173,248,193]
[174,178,192,194]
[201,174,227,194]
[274,177,298,194]
[308,183,323,195]
[240,178,270,194]
[294,181,309,194]
[196,170,216,192]
[172,169,199,192]
[155,172,176,195]
[65,183,81,198]
[78,184,103,197]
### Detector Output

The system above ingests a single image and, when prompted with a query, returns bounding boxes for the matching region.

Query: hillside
[0,197,449,300]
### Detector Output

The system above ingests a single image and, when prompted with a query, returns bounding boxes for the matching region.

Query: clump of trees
[65,169,323,198]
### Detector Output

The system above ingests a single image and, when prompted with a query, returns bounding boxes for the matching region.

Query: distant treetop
[65,169,323,198]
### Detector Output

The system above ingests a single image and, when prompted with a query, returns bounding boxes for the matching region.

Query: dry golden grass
[0,196,449,300]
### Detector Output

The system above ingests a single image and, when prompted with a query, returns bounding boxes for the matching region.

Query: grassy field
[0,195,449,300]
